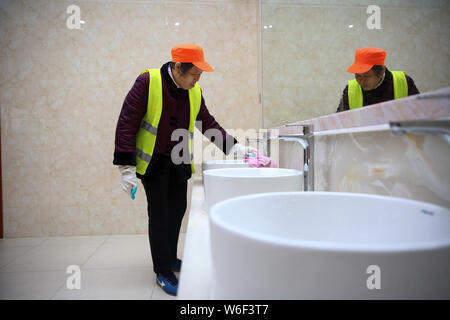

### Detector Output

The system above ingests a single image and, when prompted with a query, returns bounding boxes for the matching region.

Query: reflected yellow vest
[348,71,408,109]
[135,69,201,175]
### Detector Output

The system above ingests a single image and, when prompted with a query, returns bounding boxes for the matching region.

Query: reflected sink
[203,168,302,213]
[209,192,450,299]
[202,160,250,171]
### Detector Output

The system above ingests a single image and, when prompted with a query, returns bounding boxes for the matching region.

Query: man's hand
[118,165,138,199]
[230,143,258,159]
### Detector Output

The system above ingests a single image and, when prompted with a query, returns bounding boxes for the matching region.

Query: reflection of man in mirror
[337,47,419,113]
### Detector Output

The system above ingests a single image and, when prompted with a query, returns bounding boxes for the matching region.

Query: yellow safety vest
[348,71,408,109]
[135,68,201,175]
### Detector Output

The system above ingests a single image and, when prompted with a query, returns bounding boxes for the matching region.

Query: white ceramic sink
[203,168,302,213]
[202,160,249,171]
[201,160,250,182]
[209,192,450,299]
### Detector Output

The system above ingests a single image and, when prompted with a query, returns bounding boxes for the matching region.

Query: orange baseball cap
[171,43,214,72]
[347,47,386,74]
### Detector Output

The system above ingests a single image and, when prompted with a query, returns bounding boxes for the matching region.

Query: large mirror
[261,0,450,128]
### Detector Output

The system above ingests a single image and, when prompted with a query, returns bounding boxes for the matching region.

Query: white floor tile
[0,233,187,299]
[40,235,108,247]
[0,270,66,300]
[0,244,102,272]
[53,267,155,300]
[83,234,152,269]
[0,237,48,248]
[178,233,186,259]
[102,234,148,245]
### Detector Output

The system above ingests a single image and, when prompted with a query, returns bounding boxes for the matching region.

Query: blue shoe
[172,258,182,272]
[156,272,178,296]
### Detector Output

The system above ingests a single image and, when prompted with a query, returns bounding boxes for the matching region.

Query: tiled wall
[262,0,450,128]
[1,0,261,237]
[2,0,448,237]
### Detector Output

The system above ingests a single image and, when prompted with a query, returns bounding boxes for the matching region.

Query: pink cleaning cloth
[244,152,278,168]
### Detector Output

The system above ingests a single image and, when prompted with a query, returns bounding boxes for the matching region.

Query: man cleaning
[113,43,256,296]
[337,47,420,112]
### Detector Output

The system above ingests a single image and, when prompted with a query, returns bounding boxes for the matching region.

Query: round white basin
[209,192,450,299]
[203,168,302,213]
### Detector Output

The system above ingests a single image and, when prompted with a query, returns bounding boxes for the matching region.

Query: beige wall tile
[1,0,261,237]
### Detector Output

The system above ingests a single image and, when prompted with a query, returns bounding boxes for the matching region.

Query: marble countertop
[177,182,213,300]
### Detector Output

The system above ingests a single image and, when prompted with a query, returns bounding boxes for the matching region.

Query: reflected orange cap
[347,47,386,74]
[171,43,214,72]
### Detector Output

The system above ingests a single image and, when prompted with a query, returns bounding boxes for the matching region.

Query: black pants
[140,156,189,274]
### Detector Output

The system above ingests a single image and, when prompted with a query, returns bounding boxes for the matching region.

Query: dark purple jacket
[113,62,237,178]
[336,68,420,112]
